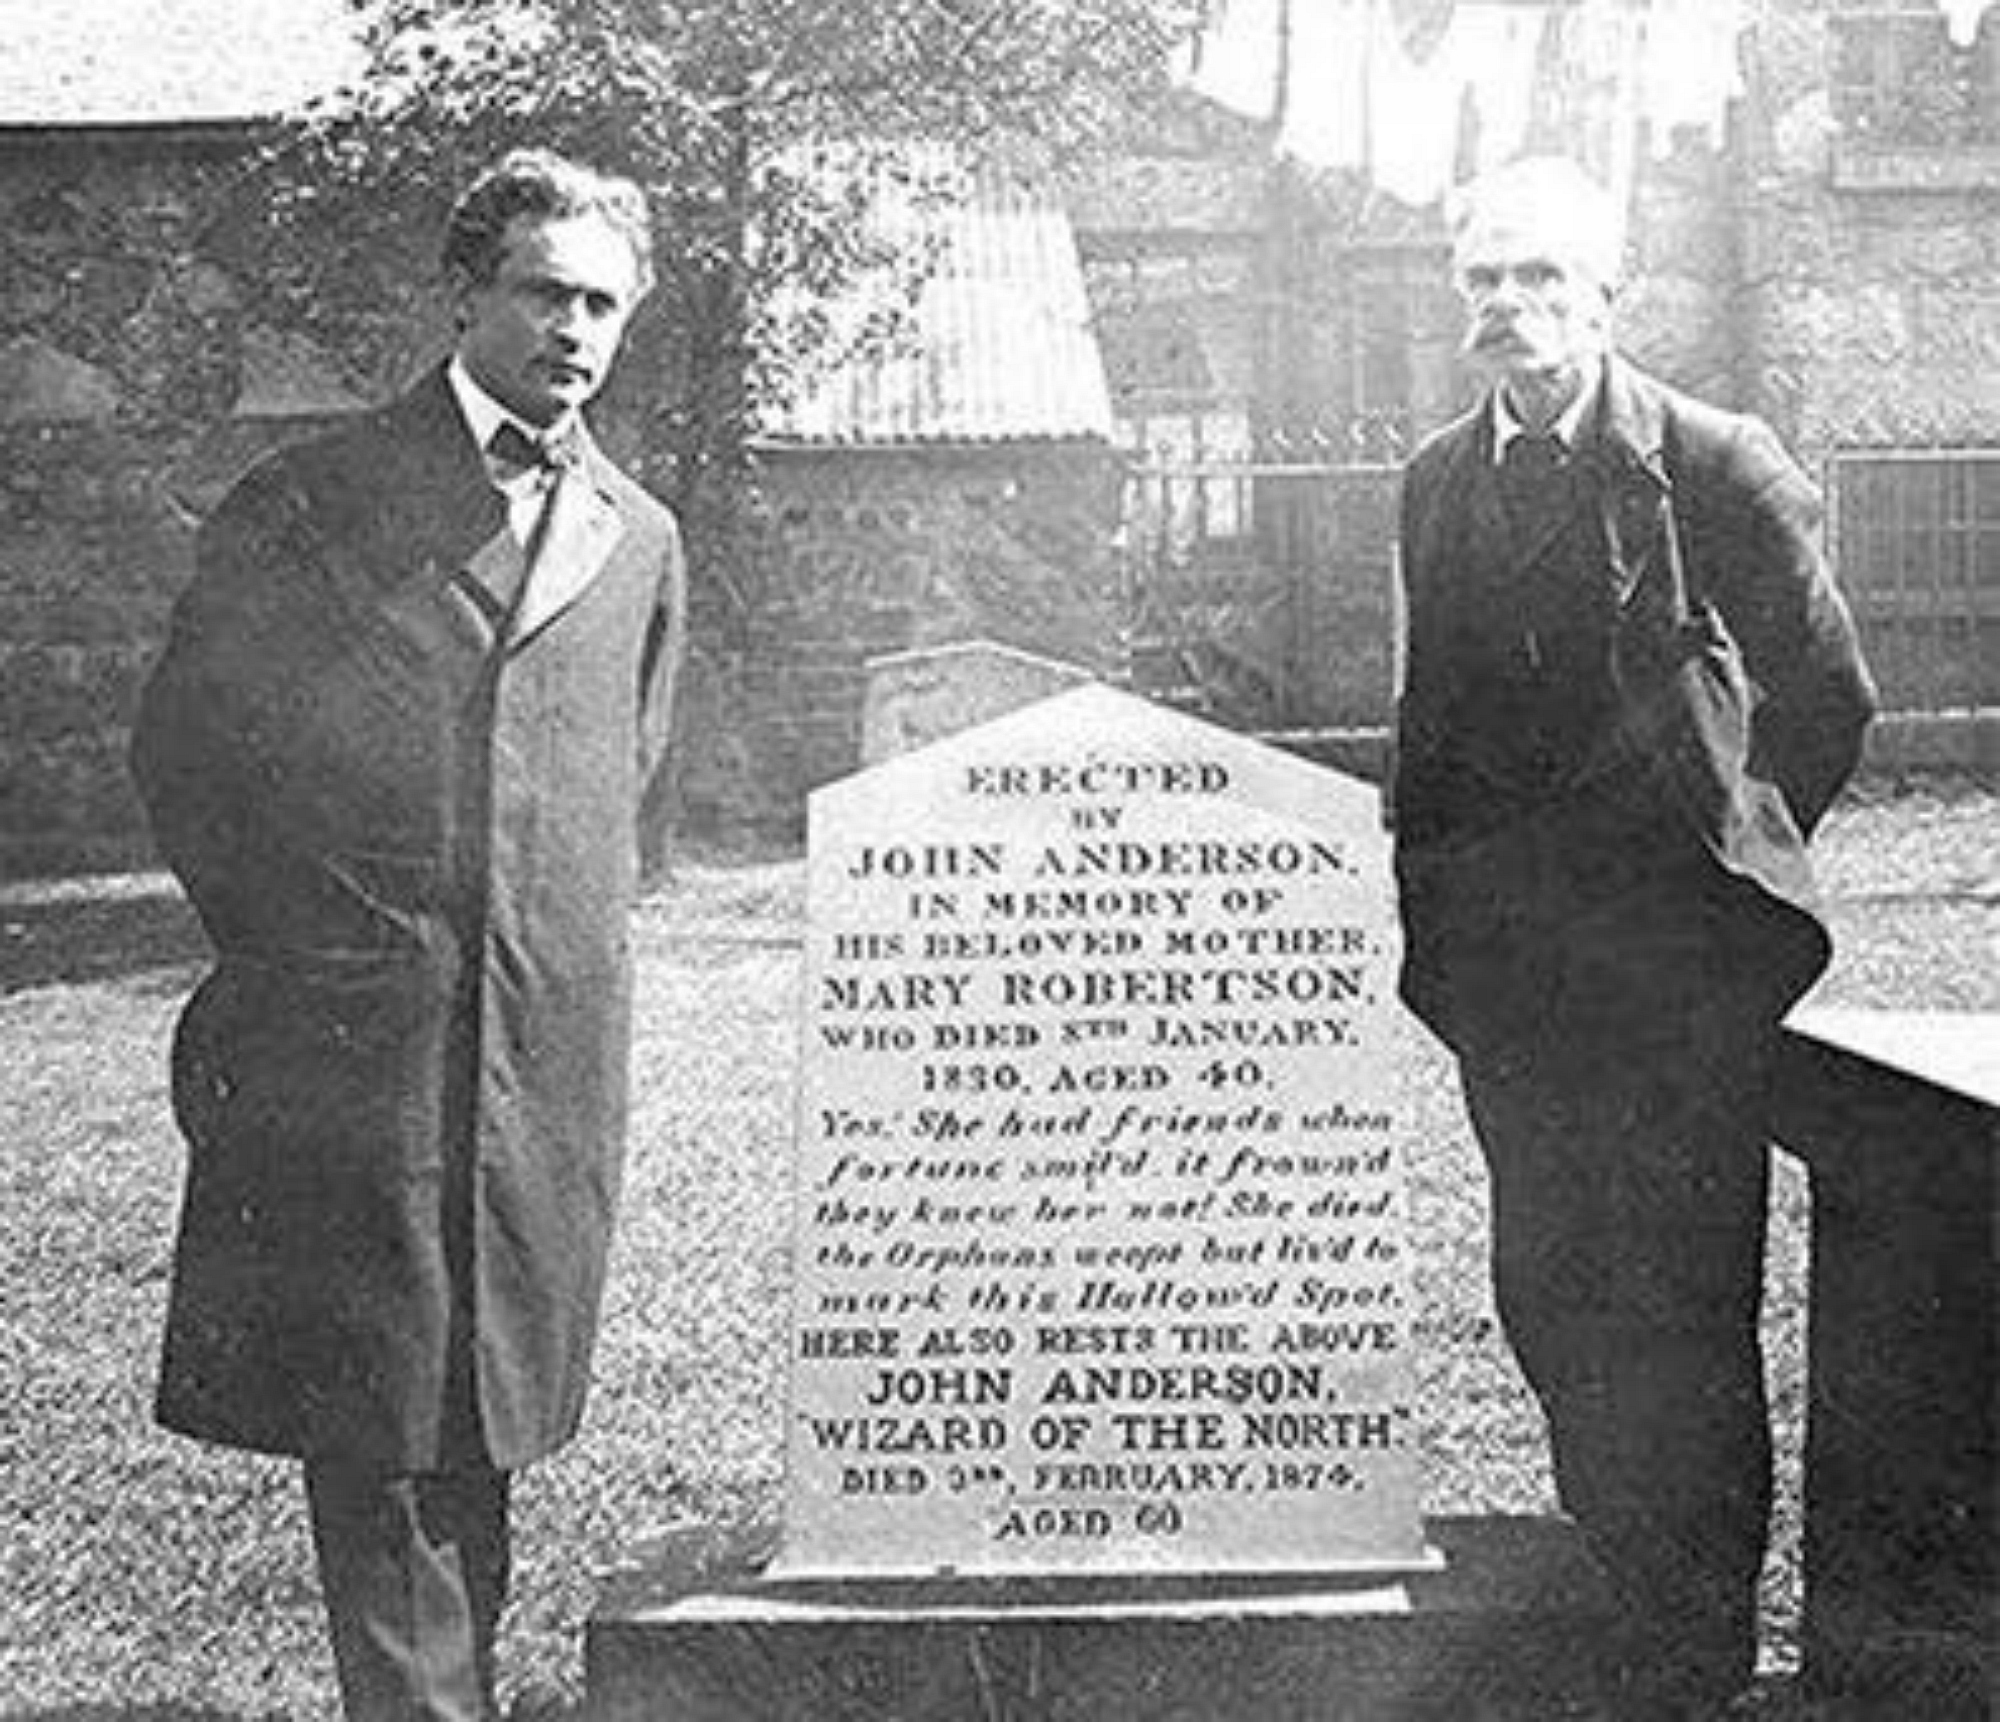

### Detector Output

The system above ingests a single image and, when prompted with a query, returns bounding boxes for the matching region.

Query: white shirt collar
[447,356,578,482]
[1490,370,1598,464]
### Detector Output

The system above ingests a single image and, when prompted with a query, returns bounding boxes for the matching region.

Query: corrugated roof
[0,0,358,128]
[763,171,1115,448]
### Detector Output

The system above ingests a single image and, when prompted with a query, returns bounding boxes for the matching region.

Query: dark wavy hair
[441,148,656,297]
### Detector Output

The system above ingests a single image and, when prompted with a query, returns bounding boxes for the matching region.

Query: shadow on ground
[0,880,206,995]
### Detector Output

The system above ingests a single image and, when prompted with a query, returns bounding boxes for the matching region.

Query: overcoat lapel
[509,454,625,648]
[362,369,630,652]
[389,370,513,578]
[348,371,522,652]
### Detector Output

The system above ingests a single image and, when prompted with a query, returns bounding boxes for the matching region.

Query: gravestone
[859,640,1092,767]
[1773,1007,1998,1714]
[777,680,1428,1579]
[588,683,1616,1720]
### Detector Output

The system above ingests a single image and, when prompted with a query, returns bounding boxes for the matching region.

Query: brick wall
[0,135,262,874]
[679,446,1124,838]
[0,421,190,872]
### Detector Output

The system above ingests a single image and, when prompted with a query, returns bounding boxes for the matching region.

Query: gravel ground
[1811,777,2000,1010]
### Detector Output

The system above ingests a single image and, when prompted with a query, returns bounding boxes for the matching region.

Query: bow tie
[485,420,583,483]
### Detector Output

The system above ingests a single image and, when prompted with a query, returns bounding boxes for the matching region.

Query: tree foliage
[243,0,1200,540]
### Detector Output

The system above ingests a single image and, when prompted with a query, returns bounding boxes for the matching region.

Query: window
[1118,407,1254,546]
[1830,12,2000,148]
[1830,451,2000,711]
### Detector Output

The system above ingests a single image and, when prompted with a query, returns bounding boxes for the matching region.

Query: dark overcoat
[131,368,684,1471]
[1390,357,1876,1056]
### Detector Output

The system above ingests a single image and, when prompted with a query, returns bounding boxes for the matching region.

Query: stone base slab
[586,1514,1616,1721]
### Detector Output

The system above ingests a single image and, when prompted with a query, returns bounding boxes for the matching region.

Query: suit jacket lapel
[1431,415,1522,606]
[1581,361,1678,615]
[1469,386,1596,574]
[1505,480,1585,575]
[1458,412,1514,555]
[1458,365,1675,613]
[458,527,532,635]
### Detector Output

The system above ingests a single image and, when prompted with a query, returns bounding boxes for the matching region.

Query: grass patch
[0,789,1992,1718]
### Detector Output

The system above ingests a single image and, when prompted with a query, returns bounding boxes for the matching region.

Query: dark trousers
[304,1459,512,1722]
[1459,963,1780,1714]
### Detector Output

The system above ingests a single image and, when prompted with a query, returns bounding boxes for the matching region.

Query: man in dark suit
[1390,157,1875,1717]
[131,149,685,1720]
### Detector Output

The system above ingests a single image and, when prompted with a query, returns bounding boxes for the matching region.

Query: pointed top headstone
[779,684,1429,1580]
[860,640,1094,766]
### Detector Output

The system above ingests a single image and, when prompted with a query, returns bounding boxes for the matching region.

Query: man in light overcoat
[1390,157,1876,1718]
[131,149,684,1720]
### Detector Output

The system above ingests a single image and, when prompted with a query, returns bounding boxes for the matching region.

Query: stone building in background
[1742,0,2000,714]
[1090,0,1997,740]
[685,170,1126,835]
[0,2,366,874]
[0,0,1994,871]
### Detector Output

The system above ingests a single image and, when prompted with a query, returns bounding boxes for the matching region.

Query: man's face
[1453,210,1613,389]
[453,212,642,427]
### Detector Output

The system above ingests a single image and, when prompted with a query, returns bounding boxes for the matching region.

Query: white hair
[1447,155,1625,290]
